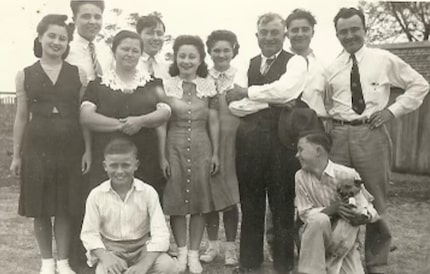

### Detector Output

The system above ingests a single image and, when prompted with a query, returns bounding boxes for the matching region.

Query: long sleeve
[146,188,170,252]
[248,55,308,104]
[385,53,429,117]
[295,171,324,223]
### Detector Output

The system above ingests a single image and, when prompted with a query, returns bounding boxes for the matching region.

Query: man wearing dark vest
[226,13,307,274]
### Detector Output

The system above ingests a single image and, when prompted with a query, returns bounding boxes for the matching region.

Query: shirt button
[188,101,192,105]
[187,137,191,141]
[185,200,189,203]
[186,189,190,193]
[187,169,191,173]
[188,128,191,131]
[188,110,192,114]
[187,148,190,151]
[187,159,191,162]
[188,120,191,123]
[188,93,192,96]
[187,179,191,183]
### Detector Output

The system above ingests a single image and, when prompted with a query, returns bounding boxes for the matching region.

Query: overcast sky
[0,0,360,91]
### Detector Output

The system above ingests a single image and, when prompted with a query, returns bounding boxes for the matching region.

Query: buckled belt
[332,118,369,126]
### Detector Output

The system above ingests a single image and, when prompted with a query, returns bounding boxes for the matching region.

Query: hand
[98,251,128,274]
[225,85,248,105]
[369,109,394,130]
[81,151,92,174]
[322,199,342,217]
[10,157,22,177]
[210,154,220,176]
[119,116,144,135]
[160,158,171,179]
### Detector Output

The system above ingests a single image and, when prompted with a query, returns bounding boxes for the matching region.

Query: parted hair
[104,137,138,158]
[299,130,333,153]
[286,9,317,29]
[206,30,240,58]
[333,7,366,30]
[257,12,285,27]
[70,0,105,16]
[33,14,74,59]
[111,30,144,54]
[169,35,208,78]
[136,15,166,34]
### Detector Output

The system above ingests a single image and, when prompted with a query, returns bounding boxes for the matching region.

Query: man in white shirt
[67,0,112,81]
[136,15,170,80]
[326,7,429,274]
[81,137,177,274]
[226,13,307,274]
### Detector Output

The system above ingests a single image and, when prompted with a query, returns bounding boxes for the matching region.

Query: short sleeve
[81,78,100,106]
[15,70,27,99]
[209,95,220,110]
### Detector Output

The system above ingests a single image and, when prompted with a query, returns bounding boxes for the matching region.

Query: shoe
[224,243,238,266]
[188,250,203,274]
[168,243,179,257]
[40,265,56,274]
[199,247,218,263]
[57,261,76,274]
[232,266,262,274]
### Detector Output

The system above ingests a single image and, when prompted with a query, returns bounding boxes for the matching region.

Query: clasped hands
[118,116,144,135]
[225,84,248,105]
[97,250,148,274]
[324,200,370,226]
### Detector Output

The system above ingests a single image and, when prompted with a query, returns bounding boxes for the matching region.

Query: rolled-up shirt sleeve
[295,172,324,223]
[248,55,308,104]
[146,188,170,252]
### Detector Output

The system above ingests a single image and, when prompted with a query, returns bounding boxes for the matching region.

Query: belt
[332,118,369,126]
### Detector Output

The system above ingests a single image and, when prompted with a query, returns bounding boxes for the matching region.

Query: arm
[80,103,124,132]
[10,70,29,177]
[208,97,220,175]
[295,172,326,222]
[247,55,308,104]
[78,76,92,174]
[156,122,170,178]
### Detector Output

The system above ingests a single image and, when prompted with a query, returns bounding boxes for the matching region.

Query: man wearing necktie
[136,15,170,80]
[325,8,429,274]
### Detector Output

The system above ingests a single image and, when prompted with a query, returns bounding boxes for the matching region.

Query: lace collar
[164,76,217,99]
[209,66,237,79]
[100,67,153,93]
[209,66,237,93]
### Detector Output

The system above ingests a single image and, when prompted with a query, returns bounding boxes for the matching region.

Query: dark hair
[257,13,285,28]
[111,30,144,54]
[299,130,332,153]
[286,9,317,29]
[169,35,208,78]
[104,137,138,157]
[136,15,166,34]
[33,14,74,59]
[70,0,105,17]
[206,30,240,58]
[333,7,366,30]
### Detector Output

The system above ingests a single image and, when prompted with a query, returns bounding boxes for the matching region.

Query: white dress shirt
[67,33,113,81]
[229,51,308,117]
[325,45,429,121]
[138,52,170,81]
[81,178,170,265]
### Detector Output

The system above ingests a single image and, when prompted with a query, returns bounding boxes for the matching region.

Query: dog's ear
[354,179,364,187]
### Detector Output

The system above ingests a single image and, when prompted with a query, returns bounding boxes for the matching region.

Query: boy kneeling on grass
[295,131,379,274]
[81,137,178,274]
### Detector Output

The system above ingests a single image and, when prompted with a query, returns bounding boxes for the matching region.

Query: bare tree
[359,1,430,43]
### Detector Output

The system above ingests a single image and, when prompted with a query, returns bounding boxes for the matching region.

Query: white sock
[42,258,55,266]
[177,246,188,255]
[209,240,219,250]
[57,259,71,269]
[224,241,235,250]
[188,249,199,257]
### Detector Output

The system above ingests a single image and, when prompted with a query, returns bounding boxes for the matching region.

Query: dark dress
[82,76,166,195]
[19,61,84,217]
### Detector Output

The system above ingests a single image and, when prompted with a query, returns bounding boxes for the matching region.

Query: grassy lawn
[1,104,429,274]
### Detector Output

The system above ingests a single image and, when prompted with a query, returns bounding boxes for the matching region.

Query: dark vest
[239,50,293,134]
[24,61,82,118]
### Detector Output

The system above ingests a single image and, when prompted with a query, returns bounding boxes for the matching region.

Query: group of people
[9,1,429,274]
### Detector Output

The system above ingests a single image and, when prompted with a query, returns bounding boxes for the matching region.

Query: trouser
[236,130,298,272]
[330,124,392,273]
[95,237,177,274]
[298,213,365,274]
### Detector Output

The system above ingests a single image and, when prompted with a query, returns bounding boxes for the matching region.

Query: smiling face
[336,15,366,54]
[287,18,314,55]
[209,40,234,72]
[140,23,165,57]
[39,24,69,59]
[74,3,103,42]
[256,18,286,57]
[296,137,320,172]
[103,152,139,188]
[114,38,142,71]
[176,44,201,79]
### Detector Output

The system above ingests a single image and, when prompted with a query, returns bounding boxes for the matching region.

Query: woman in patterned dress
[199,30,241,266]
[158,35,220,274]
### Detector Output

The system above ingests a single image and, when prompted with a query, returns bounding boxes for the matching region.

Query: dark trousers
[236,129,298,272]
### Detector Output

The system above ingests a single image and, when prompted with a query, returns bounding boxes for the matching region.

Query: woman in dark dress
[80,30,171,193]
[10,15,89,274]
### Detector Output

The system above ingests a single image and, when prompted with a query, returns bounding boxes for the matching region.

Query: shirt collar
[74,32,94,49]
[141,51,162,63]
[323,160,336,178]
[209,66,237,79]
[99,178,145,192]
[340,45,367,64]
[261,49,282,62]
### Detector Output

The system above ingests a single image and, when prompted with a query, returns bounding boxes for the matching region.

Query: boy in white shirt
[81,137,177,274]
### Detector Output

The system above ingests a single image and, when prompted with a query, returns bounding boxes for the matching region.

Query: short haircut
[136,15,166,34]
[299,130,332,153]
[104,137,138,158]
[169,35,208,78]
[34,14,74,59]
[206,29,240,57]
[333,7,366,30]
[257,12,285,28]
[286,9,317,29]
[111,30,144,54]
[70,0,105,17]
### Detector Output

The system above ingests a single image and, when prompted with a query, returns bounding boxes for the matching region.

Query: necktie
[350,54,365,114]
[147,56,155,76]
[261,58,275,75]
[88,42,102,77]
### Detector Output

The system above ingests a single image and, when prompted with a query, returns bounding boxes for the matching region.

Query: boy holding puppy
[80,137,177,274]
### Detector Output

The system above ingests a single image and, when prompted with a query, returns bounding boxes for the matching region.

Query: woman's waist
[169,119,207,128]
